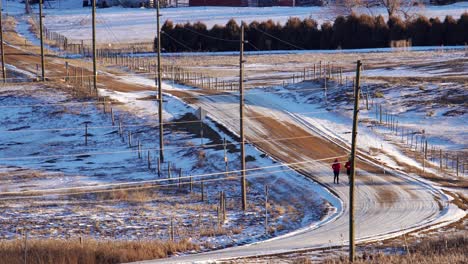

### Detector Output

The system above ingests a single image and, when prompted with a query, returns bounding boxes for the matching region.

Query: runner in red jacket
[332,159,341,184]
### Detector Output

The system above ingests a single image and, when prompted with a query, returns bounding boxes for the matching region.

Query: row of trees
[156,13,468,52]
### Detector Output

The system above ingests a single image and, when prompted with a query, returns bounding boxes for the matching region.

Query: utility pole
[240,24,247,211]
[156,0,164,162]
[0,0,7,82]
[349,60,362,263]
[25,0,30,14]
[92,0,97,92]
[39,0,45,81]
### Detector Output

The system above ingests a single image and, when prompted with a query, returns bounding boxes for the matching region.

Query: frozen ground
[129,67,466,264]
[1,8,466,261]
[0,83,334,249]
[3,0,467,43]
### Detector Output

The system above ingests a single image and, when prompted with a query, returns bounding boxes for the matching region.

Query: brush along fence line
[25,11,348,90]
[28,10,154,57]
[96,53,348,90]
[362,99,465,178]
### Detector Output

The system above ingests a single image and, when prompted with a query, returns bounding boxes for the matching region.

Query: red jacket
[332,162,341,172]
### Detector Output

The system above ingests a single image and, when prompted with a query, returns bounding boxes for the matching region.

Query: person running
[332,159,341,184]
[345,159,351,177]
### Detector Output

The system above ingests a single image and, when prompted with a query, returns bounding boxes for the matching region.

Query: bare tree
[329,0,424,19]
[365,0,423,18]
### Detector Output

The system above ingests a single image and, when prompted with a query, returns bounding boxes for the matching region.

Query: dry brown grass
[323,235,468,264]
[0,238,199,264]
[199,226,229,237]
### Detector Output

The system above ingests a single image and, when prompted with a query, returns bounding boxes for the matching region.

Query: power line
[0,110,334,134]
[0,134,338,162]
[0,85,336,109]
[181,26,238,43]
[252,27,306,51]
[161,31,195,52]
[248,42,261,52]
[0,155,347,198]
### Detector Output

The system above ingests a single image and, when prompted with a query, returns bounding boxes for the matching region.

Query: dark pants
[347,169,351,176]
[334,171,339,184]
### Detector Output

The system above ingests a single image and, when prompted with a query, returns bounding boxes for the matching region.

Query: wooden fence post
[201,180,204,202]
[128,132,132,147]
[157,157,161,177]
[111,107,115,126]
[23,230,28,264]
[439,149,443,171]
[138,140,141,159]
[190,176,193,192]
[170,218,174,241]
[84,122,88,146]
[147,150,151,169]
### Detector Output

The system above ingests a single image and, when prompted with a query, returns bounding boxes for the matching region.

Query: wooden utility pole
[264,185,269,234]
[92,0,97,92]
[239,24,247,211]
[0,1,6,82]
[156,0,164,162]
[39,0,45,81]
[349,60,362,263]
[25,0,30,14]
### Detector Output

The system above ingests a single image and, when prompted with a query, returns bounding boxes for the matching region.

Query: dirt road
[2,18,465,263]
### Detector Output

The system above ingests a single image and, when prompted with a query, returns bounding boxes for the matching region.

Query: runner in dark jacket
[332,159,341,184]
[345,159,351,177]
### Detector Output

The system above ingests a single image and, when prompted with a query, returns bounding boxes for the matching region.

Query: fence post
[148,150,151,169]
[138,140,141,159]
[128,132,132,147]
[84,122,88,145]
[170,218,174,241]
[23,230,28,264]
[157,157,161,177]
[201,180,204,202]
[439,149,443,171]
[111,107,115,126]
[65,62,69,82]
[190,175,193,192]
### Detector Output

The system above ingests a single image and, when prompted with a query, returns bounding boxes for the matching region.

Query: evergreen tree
[373,15,389,48]
[408,16,432,46]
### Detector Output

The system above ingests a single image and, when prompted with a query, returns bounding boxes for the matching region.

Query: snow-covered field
[1,5,466,261]
[0,82,336,249]
[3,0,467,43]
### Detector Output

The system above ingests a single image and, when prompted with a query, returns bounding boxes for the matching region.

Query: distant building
[189,0,324,6]
[189,0,248,6]
[81,0,324,7]
[82,0,163,8]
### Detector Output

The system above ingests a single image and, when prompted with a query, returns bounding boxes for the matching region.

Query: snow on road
[122,76,465,262]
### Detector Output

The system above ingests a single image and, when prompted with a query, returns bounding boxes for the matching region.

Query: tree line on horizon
[156,13,468,52]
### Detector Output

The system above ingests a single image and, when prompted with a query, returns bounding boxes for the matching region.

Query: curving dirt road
[131,87,463,263]
[2,18,465,263]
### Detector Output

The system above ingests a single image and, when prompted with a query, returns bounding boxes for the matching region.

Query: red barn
[278,0,295,6]
[189,0,248,6]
